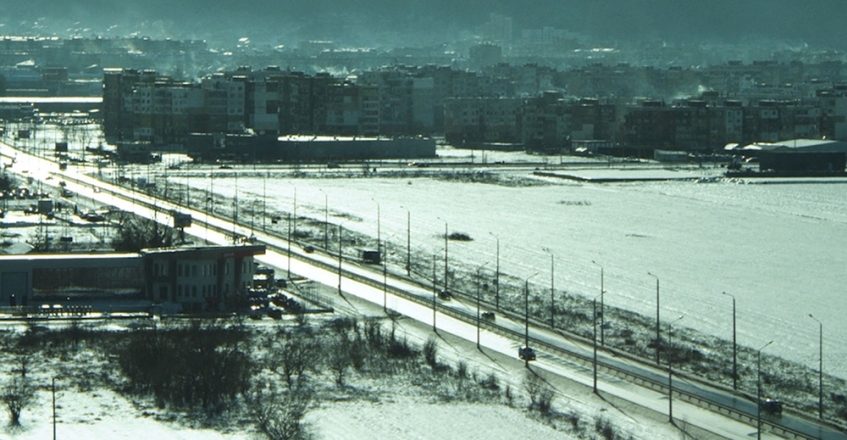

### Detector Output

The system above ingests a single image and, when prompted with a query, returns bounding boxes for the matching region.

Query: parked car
[518,346,537,361]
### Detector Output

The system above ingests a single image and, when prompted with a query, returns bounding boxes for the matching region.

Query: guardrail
[66,169,833,440]
[271,243,817,440]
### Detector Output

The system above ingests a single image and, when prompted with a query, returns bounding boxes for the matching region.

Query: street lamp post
[291,185,297,236]
[489,232,500,311]
[648,272,661,365]
[476,262,489,349]
[52,377,58,440]
[524,272,539,367]
[432,254,437,331]
[320,189,328,251]
[286,212,292,279]
[401,206,410,275]
[383,256,388,313]
[543,248,555,329]
[337,222,344,295]
[809,314,823,420]
[372,198,381,257]
[668,315,684,423]
[757,340,774,440]
[723,291,738,390]
[592,293,601,393]
[592,260,606,346]
[438,218,448,292]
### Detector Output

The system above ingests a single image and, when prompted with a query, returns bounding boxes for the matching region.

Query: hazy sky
[1,0,844,49]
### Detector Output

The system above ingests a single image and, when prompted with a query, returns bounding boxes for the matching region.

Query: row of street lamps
[248,185,828,428]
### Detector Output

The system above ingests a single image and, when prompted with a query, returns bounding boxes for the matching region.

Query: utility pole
[723,291,738,390]
[648,272,661,365]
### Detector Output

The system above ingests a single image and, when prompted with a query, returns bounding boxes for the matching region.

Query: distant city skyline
[2,0,847,51]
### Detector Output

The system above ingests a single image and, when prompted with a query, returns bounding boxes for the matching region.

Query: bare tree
[250,384,311,440]
[2,377,36,426]
[268,330,313,388]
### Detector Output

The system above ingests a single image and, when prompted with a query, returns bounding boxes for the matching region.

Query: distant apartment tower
[469,43,503,70]
[444,96,523,146]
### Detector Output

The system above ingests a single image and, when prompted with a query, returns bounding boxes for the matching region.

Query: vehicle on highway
[518,346,537,361]
[438,290,453,300]
[303,245,315,253]
[762,398,783,417]
[481,311,495,321]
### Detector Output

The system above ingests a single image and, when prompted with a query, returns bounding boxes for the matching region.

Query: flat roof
[278,135,383,142]
[0,97,102,104]
[0,252,139,262]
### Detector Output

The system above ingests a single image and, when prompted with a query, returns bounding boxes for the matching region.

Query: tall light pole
[757,340,774,440]
[438,218,448,292]
[809,314,823,420]
[543,248,555,329]
[489,232,500,311]
[524,272,539,367]
[592,260,606,346]
[648,272,661,365]
[475,262,489,349]
[291,185,297,236]
[262,172,267,232]
[432,254,437,331]
[592,293,602,393]
[286,212,292,279]
[668,315,684,423]
[401,206,410,275]
[337,222,345,296]
[371,198,381,258]
[383,255,388,313]
[52,377,58,440]
[723,291,738,390]
[319,189,328,251]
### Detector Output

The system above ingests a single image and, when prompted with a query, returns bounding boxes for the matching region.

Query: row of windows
[177,262,227,277]
[177,284,218,298]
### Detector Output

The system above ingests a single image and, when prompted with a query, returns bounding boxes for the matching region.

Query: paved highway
[2,140,844,439]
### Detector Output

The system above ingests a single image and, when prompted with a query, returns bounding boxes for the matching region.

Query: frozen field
[197,168,847,379]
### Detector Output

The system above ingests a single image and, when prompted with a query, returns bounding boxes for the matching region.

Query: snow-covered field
[192,163,847,381]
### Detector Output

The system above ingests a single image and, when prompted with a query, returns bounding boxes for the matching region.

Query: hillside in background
[1,0,846,50]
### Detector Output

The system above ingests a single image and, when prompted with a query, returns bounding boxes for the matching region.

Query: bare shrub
[504,384,514,406]
[1,377,36,426]
[268,329,314,388]
[456,361,468,381]
[537,388,554,414]
[422,337,438,369]
[594,417,616,440]
[479,372,499,391]
[524,373,542,408]
[325,339,350,387]
[249,384,312,440]
[116,320,254,413]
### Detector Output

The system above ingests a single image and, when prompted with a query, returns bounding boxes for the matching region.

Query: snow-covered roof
[725,139,847,153]
[0,242,34,255]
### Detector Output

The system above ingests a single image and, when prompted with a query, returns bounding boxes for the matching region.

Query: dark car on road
[518,346,537,361]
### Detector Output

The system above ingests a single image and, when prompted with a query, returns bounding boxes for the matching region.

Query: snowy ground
[184,161,847,382]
